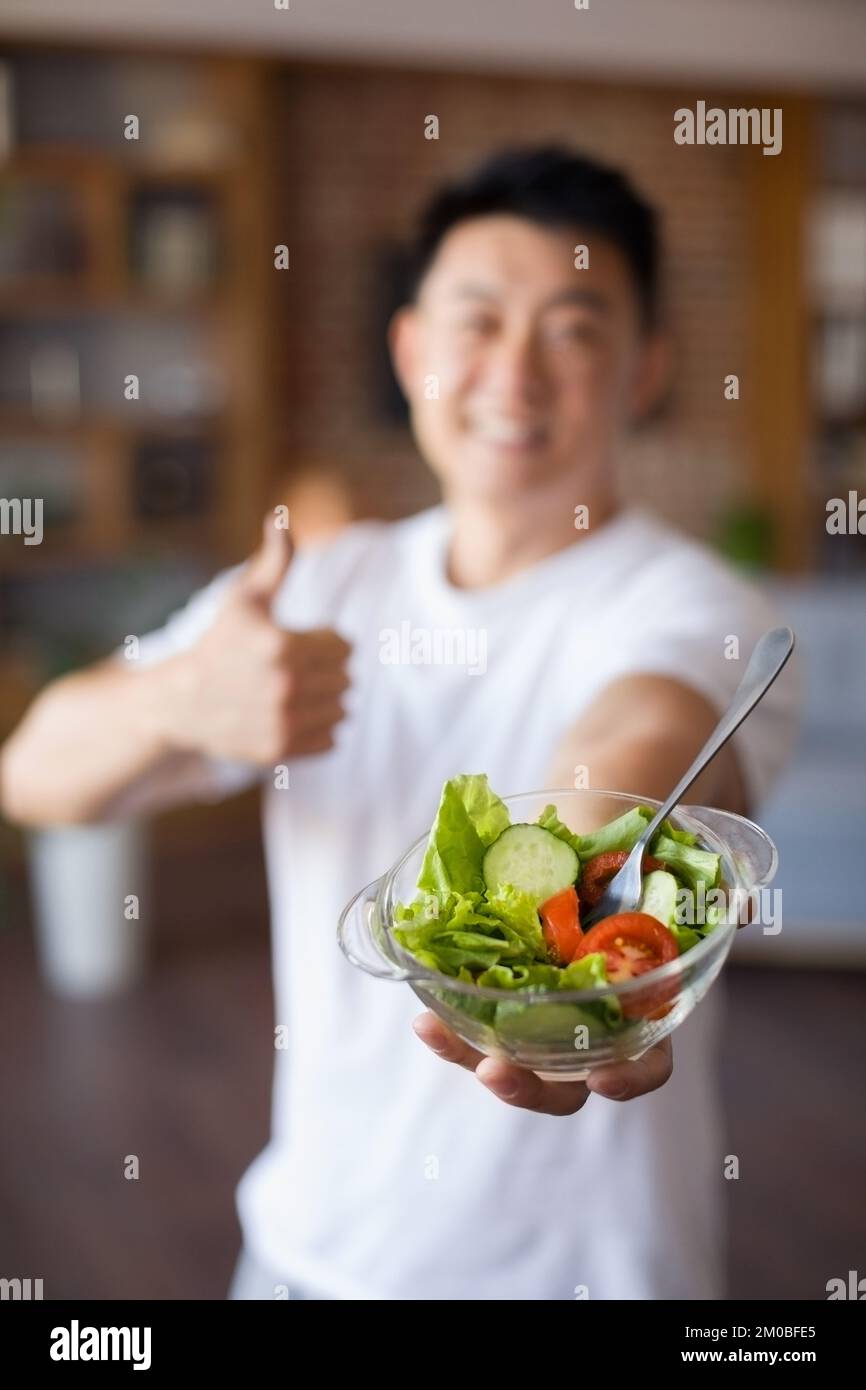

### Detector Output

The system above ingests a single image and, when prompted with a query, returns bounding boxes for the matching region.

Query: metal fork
[580,626,795,930]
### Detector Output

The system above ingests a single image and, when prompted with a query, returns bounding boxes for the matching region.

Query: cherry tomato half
[578,850,666,909]
[539,886,582,965]
[575,911,678,1019]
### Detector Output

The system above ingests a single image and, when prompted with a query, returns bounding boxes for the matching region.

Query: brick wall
[271,63,757,543]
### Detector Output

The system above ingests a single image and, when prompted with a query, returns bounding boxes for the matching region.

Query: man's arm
[413,671,747,1114]
[547,672,749,814]
[0,520,352,829]
[0,655,215,827]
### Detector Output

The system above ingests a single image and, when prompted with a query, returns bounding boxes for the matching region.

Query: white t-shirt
[136,504,797,1300]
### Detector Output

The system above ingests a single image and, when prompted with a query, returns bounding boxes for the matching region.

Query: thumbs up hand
[166,516,353,765]
[239,511,296,605]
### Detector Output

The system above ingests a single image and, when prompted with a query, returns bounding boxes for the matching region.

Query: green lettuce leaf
[557,951,609,991]
[394,882,548,978]
[477,962,562,990]
[651,833,721,892]
[494,998,601,1045]
[478,884,548,961]
[421,942,503,971]
[536,804,583,870]
[435,968,498,1025]
[557,951,623,1026]
[578,805,652,860]
[416,774,510,898]
[667,922,702,953]
[658,818,698,846]
[451,773,512,846]
[394,891,489,949]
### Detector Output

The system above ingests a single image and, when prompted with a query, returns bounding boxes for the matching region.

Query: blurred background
[0,0,864,1299]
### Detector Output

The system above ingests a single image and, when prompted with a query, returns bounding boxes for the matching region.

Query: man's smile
[462,410,550,449]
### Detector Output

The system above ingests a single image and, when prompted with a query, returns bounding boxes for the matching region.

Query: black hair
[408,144,660,328]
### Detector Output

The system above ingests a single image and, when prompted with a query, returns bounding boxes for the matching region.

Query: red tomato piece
[575,911,678,1019]
[578,850,666,909]
[539,886,582,965]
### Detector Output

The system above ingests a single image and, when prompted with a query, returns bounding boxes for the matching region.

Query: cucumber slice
[639,869,700,953]
[638,869,680,929]
[482,824,578,906]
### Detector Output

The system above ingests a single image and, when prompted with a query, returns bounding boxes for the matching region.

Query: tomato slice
[575,911,678,1019]
[578,850,666,909]
[539,886,582,965]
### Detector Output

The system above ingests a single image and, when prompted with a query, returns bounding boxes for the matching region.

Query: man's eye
[548,320,599,346]
[453,315,498,336]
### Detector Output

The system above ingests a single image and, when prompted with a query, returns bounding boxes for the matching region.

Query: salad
[394,774,723,1031]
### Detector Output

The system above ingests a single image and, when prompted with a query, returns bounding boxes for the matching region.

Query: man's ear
[628,330,673,423]
[388,304,418,402]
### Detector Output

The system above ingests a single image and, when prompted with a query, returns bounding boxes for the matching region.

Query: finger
[585,1036,673,1102]
[241,516,294,603]
[412,1012,487,1072]
[275,718,343,760]
[291,664,352,698]
[475,1057,590,1115]
[414,1014,591,1116]
[291,695,347,736]
[290,728,337,756]
[269,697,349,760]
[298,628,353,663]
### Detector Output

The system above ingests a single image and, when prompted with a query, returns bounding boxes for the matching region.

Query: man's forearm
[552,728,743,812]
[0,655,200,827]
[547,674,748,816]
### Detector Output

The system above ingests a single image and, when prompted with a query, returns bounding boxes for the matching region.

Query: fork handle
[637,626,795,850]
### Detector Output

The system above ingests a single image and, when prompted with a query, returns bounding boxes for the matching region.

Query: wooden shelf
[0,275,107,311]
[0,535,131,578]
[120,161,239,190]
[4,144,241,187]
[0,409,226,438]
[4,144,118,177]
[0,46,277,704]
[0,281,228,316]
[0,520,223,577]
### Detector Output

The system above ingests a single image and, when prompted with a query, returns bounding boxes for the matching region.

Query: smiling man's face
[390,214,664,506]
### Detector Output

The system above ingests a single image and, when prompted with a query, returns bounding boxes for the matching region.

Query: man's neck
[443,481,620,590]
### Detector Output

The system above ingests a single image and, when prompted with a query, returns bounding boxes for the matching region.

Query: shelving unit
[808,101,866,572]
[0,45,279,739]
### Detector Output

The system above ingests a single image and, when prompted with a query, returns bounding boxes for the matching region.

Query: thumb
[241,514,294,604]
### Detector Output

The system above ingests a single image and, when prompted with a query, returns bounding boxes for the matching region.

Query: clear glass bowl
[338,789,777,1080]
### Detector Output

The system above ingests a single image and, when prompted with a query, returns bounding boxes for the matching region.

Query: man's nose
[483,328,547,406]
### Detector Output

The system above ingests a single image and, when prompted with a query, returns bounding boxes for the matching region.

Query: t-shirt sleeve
[122,564,261,800]
[591,554,800,814]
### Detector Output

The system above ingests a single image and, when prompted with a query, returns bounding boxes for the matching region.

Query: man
[1,147,796,1300]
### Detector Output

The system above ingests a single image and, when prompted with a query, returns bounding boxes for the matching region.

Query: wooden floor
[1,834,864,1301]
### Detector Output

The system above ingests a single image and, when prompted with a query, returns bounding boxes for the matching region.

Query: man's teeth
[469,419,544,444]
